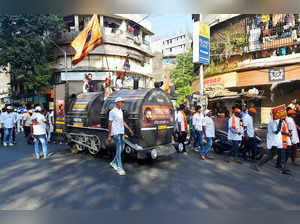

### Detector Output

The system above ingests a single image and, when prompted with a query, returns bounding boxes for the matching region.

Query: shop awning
[270,78,300,102]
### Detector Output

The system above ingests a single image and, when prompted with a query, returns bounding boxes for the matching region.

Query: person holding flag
[71,14,102,66]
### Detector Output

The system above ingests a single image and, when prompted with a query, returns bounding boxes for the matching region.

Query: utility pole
[193,14,209,107]
[199,14,204,98]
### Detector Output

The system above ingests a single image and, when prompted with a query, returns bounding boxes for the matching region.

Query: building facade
[152,32,193,64]
[193,14,300,124]
[152,32,192,93]
[52,14,154,88]
[0,65,11,107]
[11,14,154,108]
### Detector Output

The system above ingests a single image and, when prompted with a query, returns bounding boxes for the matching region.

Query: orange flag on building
[71,14,102,66]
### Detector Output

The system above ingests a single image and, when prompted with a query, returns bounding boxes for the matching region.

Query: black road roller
[63,87,176,161]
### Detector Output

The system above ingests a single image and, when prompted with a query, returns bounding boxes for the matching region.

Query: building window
[104,16,122,34]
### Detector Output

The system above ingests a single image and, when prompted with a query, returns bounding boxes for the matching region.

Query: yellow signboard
[199,23,210,39]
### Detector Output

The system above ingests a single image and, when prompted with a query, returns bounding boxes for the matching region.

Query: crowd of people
[82,72,130,99]
[0,105,54,159]
[174,99,300,175]
[1,97,299,176]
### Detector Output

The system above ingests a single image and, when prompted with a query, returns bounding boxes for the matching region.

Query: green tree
[172,49,194,106]
[0,15,65,104]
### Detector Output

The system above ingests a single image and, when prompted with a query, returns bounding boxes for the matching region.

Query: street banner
[56,99,65,121]
[193,21,210,64]
[142,105,173,127]
[272,104,287,120]
[71,14,102,66]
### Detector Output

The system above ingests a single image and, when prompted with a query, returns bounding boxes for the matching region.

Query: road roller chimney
[133,77,139,89]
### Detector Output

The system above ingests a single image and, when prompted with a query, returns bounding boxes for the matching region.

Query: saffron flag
[71,14,102,65]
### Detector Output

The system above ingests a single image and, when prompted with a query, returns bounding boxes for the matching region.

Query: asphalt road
[0,134,300,210]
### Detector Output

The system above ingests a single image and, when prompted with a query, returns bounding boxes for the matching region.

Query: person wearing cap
[30,106,49,159]
[286,109,299,166]
[115,73,126,91]
[192,106,204,152]
[242,107,257,161]
[176,104,189,153]
[1,106,17,146]
[201,109,215,160]
[256,112,289,174]
[288,99,297,111]
[104,77,113,100]
[226,108,243,163]
[276,115,292,171]
[108,97,134,175]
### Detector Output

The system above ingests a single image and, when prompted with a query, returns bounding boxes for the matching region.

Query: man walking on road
[243,107,257,161]
[192,106,203,152]
[30,106,49,159]
[256,115,289,174]
[177,104,189,153]
[108,97,134,176]
[226,108,243,163]
[22,109,31,139]
[1,106,16,147]
[201,109,215,160]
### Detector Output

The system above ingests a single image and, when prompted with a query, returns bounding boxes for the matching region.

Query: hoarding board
[193,21,210,64]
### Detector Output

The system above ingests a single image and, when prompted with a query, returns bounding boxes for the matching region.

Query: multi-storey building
[0,65,11,107]
[152,32,192,93]
[12,14,154,107]
[152,32,192,64]
[192,14,300,124]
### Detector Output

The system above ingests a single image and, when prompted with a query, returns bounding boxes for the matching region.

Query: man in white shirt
[286,109,300,166]
[108,97,134,176]
[17,110,24,133]
[192,106,204,152]
[256,116,289,174]
[1,106,16,146]
[242,107,257,161]
[46,110,54,143]
[226,108,243,163]
[30,106,49,159]
[202,109,215,160]
[176,104,188,153]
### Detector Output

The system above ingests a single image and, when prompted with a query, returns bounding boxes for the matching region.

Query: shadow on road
[0,135,299,210]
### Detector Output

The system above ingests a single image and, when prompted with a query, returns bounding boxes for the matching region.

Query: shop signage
[269,67,285,82]
[192,72,237,93]
[193,22,210,64]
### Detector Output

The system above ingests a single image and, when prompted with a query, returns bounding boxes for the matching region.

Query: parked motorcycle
[212,130,265,161]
